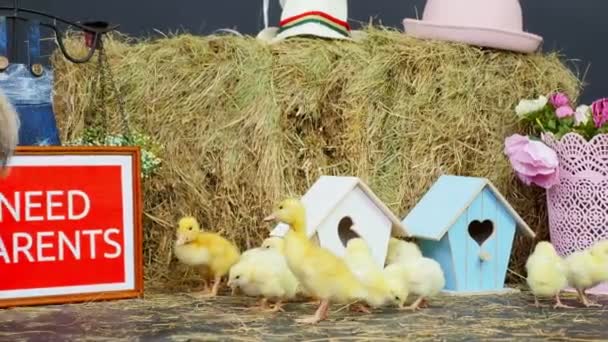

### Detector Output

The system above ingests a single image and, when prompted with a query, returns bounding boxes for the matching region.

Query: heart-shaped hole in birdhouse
[338,216,361,247]
[468,220,494,246]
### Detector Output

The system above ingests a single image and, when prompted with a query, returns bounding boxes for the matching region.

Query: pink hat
[403,0,543,54]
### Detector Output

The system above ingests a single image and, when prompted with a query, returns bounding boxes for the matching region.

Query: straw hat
[403,0,543,53]
[257,0,366,43]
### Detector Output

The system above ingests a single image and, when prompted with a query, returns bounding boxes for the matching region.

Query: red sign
[0,147,143,307]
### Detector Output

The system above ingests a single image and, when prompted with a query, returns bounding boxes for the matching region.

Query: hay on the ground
[50,26,582,285]
[3,292,607,340]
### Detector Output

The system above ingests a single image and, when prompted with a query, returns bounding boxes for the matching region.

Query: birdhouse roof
[270,175,409,238]
[402,175,535,241]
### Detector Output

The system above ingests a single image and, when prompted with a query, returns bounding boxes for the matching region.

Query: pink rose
[549,92,570,108]
[504,134,560,189]
[555,105,574,118]
[591,98,608,128]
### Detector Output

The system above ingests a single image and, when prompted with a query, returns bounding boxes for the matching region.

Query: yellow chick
[344,237,391,311]
[386,237,422,266]
[386,237,441,310]
[228,245,265,296]
[525,241,572,309]
[228,237,298,312]
[239,245,266,262]
[261,237,315,300]
[175,216,240,296]
[227,241,299,312]
[261,236,285,252]
[228,255,274,306]
[264,198,367,324]
[260,236,302,309]
[382,263,410,309]
[400,255,445,311]
[565,240,608,307]
[227,258,262,297]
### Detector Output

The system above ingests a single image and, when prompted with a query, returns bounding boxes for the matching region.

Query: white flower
[574,104,592,126]
[515,95,548,118]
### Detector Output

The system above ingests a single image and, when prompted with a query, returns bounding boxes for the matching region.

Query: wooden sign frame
[0,146,144,308]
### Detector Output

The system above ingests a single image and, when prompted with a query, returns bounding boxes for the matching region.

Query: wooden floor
[1,290,607,341]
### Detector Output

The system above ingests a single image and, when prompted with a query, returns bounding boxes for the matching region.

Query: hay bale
[51,27,581,285]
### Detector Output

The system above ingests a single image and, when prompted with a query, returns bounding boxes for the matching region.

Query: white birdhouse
[269,175,409,267]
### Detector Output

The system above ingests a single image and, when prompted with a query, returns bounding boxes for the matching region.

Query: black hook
[0,6,119,64]
[0,7,119,34]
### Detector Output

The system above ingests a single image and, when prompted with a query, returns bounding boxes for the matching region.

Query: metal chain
[83,46,106,136]
[82,40,130,138]
[98,47,108,135]
[99,45,130,136]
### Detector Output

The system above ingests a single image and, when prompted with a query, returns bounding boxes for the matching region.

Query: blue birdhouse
[402,175,535,294]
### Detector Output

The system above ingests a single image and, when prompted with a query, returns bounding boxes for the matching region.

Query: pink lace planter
[542,132,608,295]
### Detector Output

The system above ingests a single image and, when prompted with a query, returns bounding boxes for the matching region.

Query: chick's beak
[263,214,276,222]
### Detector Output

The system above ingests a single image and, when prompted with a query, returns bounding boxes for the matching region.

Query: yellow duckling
[264,198,367,324]
[175,216,240,296]
[174,217,211,291]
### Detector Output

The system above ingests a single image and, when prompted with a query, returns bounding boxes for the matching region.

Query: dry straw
[51,26,581,286]
[3,292,604,340]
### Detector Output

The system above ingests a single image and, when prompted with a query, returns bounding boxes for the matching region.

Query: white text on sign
[0,190,122,264]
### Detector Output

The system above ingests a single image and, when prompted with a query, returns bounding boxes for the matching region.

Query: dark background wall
[5,0,605,103]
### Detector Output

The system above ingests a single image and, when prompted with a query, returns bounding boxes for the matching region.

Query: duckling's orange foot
[296,299,329,324]
[349,303,372,314]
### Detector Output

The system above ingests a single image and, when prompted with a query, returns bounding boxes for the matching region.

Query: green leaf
[561,117,574,127]
[556,124,571,138]
[598,125,608,134]
[535,117,546,132]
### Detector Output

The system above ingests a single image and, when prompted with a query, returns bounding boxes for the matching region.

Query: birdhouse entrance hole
[468,220,494,246]
[338,216,360,247]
